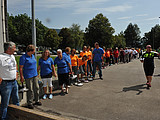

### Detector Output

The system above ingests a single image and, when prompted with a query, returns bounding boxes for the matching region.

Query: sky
[7,0,160,37]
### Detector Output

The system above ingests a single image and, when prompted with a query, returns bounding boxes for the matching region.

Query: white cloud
[136,14,148,17]
[118,16,132,20]
[145,17,159,21]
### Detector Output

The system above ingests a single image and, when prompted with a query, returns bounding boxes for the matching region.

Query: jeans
[87,60,93,76]
[0,80,19,120]
[92,61,102,78]
[25,76,39,105]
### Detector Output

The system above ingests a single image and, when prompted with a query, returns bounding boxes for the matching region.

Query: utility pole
[31,0,37,57]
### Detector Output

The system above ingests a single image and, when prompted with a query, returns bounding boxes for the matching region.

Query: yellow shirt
[70,55,78,66]
[80,51,88,58]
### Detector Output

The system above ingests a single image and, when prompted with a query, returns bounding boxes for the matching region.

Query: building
[0,0,7,53]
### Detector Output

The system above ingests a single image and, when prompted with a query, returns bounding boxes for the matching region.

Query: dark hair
[26,45,35,52]
[71,49,76,54]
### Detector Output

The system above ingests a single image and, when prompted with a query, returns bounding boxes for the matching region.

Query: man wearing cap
[140,45,158,89]
[0,42,19,120]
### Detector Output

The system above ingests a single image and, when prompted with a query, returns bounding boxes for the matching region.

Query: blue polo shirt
[93,47,104,62]
[54,56,69,74]
[62,52,71,71]
[19,53,38,79]
[39,57,54,77]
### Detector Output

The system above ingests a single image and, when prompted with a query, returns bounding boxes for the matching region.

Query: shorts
[58,73,69,86]
[78,66,85,74]
[144,66,154,76]
[42,78,52,87]
[72,66,78,75]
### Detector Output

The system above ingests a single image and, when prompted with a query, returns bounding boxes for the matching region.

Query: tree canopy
[85,13,115,48]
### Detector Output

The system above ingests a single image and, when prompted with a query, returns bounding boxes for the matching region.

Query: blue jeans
[87,60,93,76]
[93,61,102,78]
[0,80,19,120]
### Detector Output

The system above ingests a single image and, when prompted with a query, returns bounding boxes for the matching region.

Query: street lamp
[31,0,36,57]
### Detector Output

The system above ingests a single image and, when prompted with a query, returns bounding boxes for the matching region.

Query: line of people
[0,41,153,120]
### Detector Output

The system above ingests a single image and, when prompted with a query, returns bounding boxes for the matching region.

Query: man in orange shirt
[105,48,110,66]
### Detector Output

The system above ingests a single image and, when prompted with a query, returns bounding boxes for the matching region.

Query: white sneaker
[77,83,83,86]
[84,80,89,83]
[43,94,47,100]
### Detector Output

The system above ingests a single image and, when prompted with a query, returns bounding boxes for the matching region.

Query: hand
[54,73,57,77]
[20,77,24,83]
[0,78,2,84]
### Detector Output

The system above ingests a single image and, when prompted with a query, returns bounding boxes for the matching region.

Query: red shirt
[113,50,119,58]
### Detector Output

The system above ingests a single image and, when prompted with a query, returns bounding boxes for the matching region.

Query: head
[115,47,118,50]
[26,44,35,54]
[57,49,62,58]
[87,46,90,51]
[42,49,50,59]
[146,45,152,52]
[103,46,106,50]
[82,55,88,61]
[94,42,99,49]
[83,46,87,52]
[65,47,71,54]
[4,41,16,55]
[71,49,76,55]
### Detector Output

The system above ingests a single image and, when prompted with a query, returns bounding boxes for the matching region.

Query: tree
[85,13,115,48]
[113,31,126,48]
[58,28,74,49]
[143,25,160,49]
[69,24,84,50]
[8,13,48,46]
[44,29,61,49]
[124,23,141,47]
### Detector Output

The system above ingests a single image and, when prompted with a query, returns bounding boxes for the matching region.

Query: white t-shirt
[0,53,17,80]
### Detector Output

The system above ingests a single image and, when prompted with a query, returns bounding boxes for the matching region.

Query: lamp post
[31,0,36,58]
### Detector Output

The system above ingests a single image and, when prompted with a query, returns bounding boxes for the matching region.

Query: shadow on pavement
[122,84,147,95]
[154,74,160,77]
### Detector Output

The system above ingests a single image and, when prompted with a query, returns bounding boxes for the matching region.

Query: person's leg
[1,81,12,120]
[97,61,102,78]
[48,78,53,94]
[33,77,40,103]
[42,78,47,94]
[11,80,19,106]
[25,78,33,105]
[92,61,97,78]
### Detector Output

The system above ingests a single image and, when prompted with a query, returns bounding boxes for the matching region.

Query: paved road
[35,58,160,120]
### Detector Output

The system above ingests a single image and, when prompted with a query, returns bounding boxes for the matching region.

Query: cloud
[136,14,148,17]
[145,17,159,21]
[118,16,132,20]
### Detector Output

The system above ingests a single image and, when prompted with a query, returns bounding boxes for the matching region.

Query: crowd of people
[0,41,159,120]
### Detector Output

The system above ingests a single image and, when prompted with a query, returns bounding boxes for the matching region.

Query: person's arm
[37,65,41,77]
[0,77,2,84]
[51,65,57,77]
[68,62,72,73]
[16,64,19,80]
[19,65,24,83]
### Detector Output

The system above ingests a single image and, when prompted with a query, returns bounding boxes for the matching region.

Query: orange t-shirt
[78,58,87,67]
[87,51,92,60]
[80,51,88,58]
[105,51,110,58]
[70,55,78,66]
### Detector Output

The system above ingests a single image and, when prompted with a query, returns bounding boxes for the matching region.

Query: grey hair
[4,41,15,52]
[57,49,62,53]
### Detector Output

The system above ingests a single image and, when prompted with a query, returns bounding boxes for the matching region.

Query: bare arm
[0,77,2,84]
[51,65,57,77]
[68,63,72,73]
[19,65,24,83]
[16,64,18,80]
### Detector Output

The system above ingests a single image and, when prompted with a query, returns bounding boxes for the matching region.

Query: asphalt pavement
[16,58,160,119]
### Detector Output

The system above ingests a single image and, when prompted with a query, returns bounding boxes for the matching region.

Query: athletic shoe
[81,78,85,82]
[28,104,34,109]
[43,94,47,100]
[84,80,89,83]
[34,101,42,106]
[49,94,53,99]
[77,83,83,86]
[100,77,103,80]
